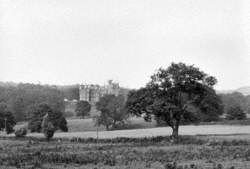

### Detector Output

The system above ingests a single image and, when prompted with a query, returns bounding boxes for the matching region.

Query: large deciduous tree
[75,101,91,118]
[126,63,223,139]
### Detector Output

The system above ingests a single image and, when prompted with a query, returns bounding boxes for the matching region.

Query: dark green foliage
[75,101,91,118]
[196,88,224,122]
[226,105,246,120]
[15,128,27,137]
[49,110,68,132]
[27,103,68,132]
[58,116,68,132]
[95,95,128,130]
[126,63,223,138]
[0,102,16,134]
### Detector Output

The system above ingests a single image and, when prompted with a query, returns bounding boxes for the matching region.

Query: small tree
[75,101,91,118]
[0,102,16,134]
[27,103,52,132]
[49,110,68,132]
[95,95,128,130]
[226,105,246,120]
[27,103,68,133]
[126,62,223,139]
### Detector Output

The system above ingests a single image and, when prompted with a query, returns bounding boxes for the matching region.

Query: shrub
[226,105,246,120]
[58,116,68,132]
[15,128,27,137]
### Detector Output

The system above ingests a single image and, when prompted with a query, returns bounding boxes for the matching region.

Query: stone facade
[79,80,120,105]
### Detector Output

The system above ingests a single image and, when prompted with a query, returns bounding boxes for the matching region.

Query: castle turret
[79,80,120,104]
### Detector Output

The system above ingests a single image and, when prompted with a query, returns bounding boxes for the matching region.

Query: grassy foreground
[0,135,250,169]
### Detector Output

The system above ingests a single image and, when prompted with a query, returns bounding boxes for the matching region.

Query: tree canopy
[126,62,223,138]
[95,95,128,130]
[226,105,246,120]
[27,103,68,132]
[75,101,91,118]
[220,92,250,115]
[0,83,65,122]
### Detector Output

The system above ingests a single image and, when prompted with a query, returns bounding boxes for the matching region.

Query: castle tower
[106,80,119,96]
[79,80,120,104]
[79,85,90,102]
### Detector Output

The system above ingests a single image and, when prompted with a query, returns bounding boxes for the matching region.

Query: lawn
[15,117,157,132]
[15,117,250,133]
[11,124,250,140]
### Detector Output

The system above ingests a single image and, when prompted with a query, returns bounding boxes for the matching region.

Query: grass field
[12,117,250,140]
[15,117,157,132]
[4,118,250,169]
[12,123,250,140]
[0,135,250,169]
[15,117,250,133]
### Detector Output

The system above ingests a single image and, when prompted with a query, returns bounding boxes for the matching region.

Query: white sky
[1,0,250,90]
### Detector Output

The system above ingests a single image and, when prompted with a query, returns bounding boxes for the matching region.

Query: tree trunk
[172,125,179,139]
[171,119,179,141]
[106,125,109,131]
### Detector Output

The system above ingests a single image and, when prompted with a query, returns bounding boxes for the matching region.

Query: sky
[1,0,250,90]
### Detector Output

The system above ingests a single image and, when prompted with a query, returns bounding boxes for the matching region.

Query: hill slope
[217,86,250,96]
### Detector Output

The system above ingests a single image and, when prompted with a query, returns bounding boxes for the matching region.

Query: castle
[64,80,128,117]
[79,80,120,105]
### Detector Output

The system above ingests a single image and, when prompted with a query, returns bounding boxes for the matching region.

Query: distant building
[79,80,120,105]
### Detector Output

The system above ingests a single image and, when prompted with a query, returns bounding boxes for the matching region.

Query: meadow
[12,117,250,139]
[7,118,250,169]
[15,117,250,133]
[15,117,157,132]
[0,135,250,169]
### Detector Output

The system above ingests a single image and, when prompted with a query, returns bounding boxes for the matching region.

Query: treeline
[0,83,77,122]
[57,85,79,100]
[219,92,250,114]
[0,81,250,124]
[0,82,131,122]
